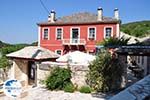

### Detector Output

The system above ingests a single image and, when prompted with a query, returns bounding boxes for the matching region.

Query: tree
[97,37,130,48]
[0,45,26,81]
[87,50,123,92]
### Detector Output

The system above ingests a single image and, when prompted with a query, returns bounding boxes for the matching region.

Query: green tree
[87,50,123,92]
[97,37,130,48]
[0,45,26,81]
[121,20,150,37]
[0,57,10,68]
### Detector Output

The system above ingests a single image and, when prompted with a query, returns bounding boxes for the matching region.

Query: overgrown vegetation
[0,40,37,69]
[79,86,91,93]
[87,50,123,92]
[0,41,29,81]
[0,40,11,48]
[121,20,150,37]
[97,37,130,48]
[45,67,72,90]
[0,44,27,68]
[64,83,75,93]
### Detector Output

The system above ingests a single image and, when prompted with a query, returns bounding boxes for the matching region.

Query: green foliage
[97,37,130,48]
[79,86,91,93]
[0,45,26,56]
[0,40,11,48]
[0,44,27,69]
[121,20,150,37]
[64,83,75,93]
[0,57,10,68]
[45,67,72,90]
[87,50,123,92]
[31,41,38,46]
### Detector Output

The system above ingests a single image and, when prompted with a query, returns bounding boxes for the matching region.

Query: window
[105,28,112,38]
[43,28,49,40]
[55,50,62,55]
[56,28,63,40]
[88,27,96,40]
[71,27,80,43]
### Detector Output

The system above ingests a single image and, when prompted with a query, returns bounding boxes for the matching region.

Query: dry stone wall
[37,64,89,87]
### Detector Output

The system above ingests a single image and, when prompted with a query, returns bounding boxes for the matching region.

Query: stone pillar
[118,55,127,88]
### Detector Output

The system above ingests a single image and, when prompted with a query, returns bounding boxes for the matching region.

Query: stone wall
[12,59,28,88]
[70,65,89,88]
[37,64,52,85]
[37,64,89,88]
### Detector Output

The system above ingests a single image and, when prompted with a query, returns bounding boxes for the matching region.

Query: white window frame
[104,26,113,39]
[70,27,80,39]
[55,49,63,55]
[42,27,50,40]
[56,27,63,40]
[88,27,96,40]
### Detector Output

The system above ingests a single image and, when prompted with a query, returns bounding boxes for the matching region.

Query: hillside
[121,20,150,37]
[0,40,11,48]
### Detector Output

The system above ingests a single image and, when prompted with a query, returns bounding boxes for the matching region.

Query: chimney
[48,10,56,23]
[48,15,51,22]
[97,7,103,21]
[114,8,119,20]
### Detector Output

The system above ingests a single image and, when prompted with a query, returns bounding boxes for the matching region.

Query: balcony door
[71,28,79,43]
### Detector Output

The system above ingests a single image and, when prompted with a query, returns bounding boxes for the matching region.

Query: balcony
[62,39,86,45]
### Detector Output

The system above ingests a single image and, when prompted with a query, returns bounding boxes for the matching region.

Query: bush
[87,50,123,92]
[79,86,91,93]
[64,83,75,93]
[45,67,72,90]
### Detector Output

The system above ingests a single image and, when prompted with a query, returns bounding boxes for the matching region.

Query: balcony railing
[62,39,86,45]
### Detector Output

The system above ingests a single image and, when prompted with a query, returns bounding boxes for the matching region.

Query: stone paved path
[0,87,107,100]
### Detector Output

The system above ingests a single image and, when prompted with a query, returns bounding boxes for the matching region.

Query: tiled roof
[38,12,119,25]
[6,46,59,60]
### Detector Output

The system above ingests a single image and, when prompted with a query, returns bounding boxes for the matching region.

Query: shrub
[79,86,91,93]
[45,67,72,90]
[87,50,123,92]
[64,83,75,93]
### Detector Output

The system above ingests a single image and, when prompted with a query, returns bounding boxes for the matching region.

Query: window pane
[105,28,112,38]
[57,28,62,40]
[44,29,48,40]
[89,28,95,39]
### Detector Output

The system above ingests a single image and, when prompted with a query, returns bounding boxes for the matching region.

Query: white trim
[38,26,41,47]
[70,27,80,39]
[104,26,113,39]
[42,27,50,40]
[55,27,63,40]
[87,26,96,40]
[116,23,120,38]
[55,49,63,55]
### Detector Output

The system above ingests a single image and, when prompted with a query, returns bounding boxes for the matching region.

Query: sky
[0,0,150,44]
